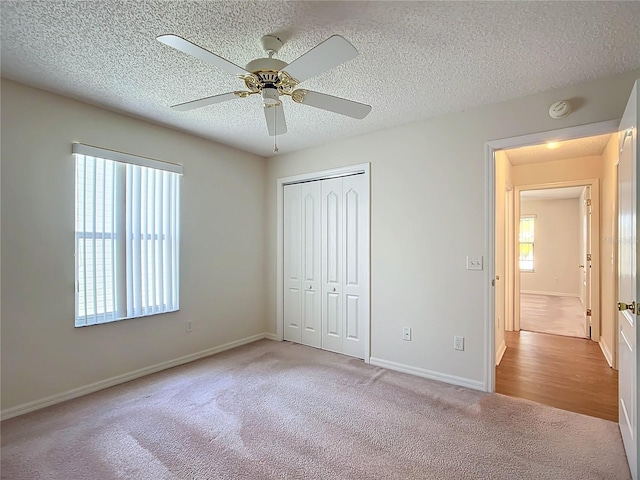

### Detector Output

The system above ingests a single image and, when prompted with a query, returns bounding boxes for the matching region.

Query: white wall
[265,70,639,387]
[520,198,581,296]
[600,134,619,367]
[1,79,267,411]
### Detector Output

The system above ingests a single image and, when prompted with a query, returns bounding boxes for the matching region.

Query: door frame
[514,179,600,340]
[276,163,371,362]
[484,120,618,392]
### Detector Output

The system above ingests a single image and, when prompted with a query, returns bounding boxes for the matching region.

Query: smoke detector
[549,100,572,119]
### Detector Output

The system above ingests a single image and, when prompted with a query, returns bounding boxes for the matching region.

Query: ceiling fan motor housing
[245,57,288,75]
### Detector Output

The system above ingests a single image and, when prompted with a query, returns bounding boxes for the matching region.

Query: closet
[283,173,368,359]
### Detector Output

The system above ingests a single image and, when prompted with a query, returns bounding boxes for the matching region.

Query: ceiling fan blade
[171,92,240,111]
[157,34,247,76]
[264,104,287,136]
[283,35,358,83]
[294,90,371,119]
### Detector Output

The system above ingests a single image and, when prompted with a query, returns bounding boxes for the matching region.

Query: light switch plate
[466,256,483,271]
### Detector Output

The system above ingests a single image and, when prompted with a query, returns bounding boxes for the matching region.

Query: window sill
[75,308,179,328]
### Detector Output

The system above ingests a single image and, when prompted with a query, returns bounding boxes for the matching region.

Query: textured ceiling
[505,133,612,166]
[2,1,639,158]
[521,186,585,200]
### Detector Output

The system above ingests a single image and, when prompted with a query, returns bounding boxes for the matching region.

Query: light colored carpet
[520,293,587,338]
[1,340,630,480]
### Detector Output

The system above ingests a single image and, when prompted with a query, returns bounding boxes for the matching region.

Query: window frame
[73,143,182,327]
[519,215,536,273]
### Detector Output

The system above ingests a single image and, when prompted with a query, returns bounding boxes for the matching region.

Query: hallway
[496,330,618,421]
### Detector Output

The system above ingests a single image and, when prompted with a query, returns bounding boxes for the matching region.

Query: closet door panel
[322,177,343,353]
[283,184,302,343]
[342,174,367,359]
[300,182,321,347]
[345,294,359,340]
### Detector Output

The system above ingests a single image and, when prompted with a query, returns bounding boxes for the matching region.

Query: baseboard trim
[264,333,280,341]
[369,357,485,391]
[599,336,614,368]
[521,290,580,298]
[1,333,271,421]
[496,340,507,366]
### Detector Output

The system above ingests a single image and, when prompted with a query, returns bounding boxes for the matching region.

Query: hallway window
[519,216,535,272]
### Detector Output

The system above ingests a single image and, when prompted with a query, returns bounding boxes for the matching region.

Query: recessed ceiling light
[547,142,561,149]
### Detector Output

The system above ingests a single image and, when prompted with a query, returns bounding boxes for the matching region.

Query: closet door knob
[308,285,312,289]
[332,287,336,292]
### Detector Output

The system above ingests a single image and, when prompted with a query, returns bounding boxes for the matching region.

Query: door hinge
[586,253,592,262]
[586,309,592,316]
[620,129,633,153]
[586,198,592,207]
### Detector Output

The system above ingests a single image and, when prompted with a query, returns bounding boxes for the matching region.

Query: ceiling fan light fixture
[262,88,281,106]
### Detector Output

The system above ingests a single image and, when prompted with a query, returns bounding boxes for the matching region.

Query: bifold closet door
[283,182,321,348]
[322,174,368,359]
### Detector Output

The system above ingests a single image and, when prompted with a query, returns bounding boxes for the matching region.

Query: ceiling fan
[157,34,372,137]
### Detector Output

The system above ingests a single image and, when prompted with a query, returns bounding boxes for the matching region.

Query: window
[519,215,535,272]
[74,144,182,327]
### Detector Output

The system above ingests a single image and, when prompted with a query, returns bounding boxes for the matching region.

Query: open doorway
[518,185,590,339]
[493,131,619,422]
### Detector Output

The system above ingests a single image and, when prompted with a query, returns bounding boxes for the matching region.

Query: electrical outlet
[403,327,412,341]
[466,256,483,271]
[454,335,464,351]
[186,321,193,333]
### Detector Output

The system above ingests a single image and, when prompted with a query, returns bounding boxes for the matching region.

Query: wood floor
[520,293,586,338]
[496,330,618,422]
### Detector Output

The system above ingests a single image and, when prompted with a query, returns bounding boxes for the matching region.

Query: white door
[283,182,322,348]
[301,182,322,347]
[618,80,638,480]
[584,185,592,338]
[321,177,343,354]
[341,174,368,358]
[321,174,368,359]
[285,173,368,359]
[283,184,302,343]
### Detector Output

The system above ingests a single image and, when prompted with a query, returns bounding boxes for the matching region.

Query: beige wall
[265,70,639,385]
[512,155,603,186]
[600,134,619,367]
[520,198,581,296]
[1,80,267,410]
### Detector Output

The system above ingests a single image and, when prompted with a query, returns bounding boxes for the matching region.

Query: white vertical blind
[75,156,119,326]
[75,149,180,327]
[125,163,180,318]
